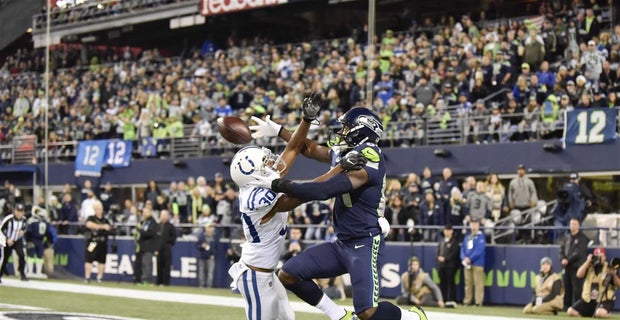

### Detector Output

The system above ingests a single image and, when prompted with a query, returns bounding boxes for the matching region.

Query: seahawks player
[251,107,428,320]
[228,92,363,320]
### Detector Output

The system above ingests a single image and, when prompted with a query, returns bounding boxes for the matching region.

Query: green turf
[1,278,619,319]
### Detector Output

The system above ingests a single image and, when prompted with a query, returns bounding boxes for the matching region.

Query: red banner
[199,0,288,16]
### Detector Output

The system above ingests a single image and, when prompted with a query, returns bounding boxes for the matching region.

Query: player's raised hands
[302,91,323,122]
[249,115,282,139]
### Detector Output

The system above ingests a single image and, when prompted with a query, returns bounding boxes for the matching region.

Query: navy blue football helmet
[337,107,384,147]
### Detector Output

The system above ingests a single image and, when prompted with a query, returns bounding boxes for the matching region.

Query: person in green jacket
[167,116,184,138]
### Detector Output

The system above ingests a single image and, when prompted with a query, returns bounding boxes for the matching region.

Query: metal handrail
[492,200,558,243]
[0,107,589,163]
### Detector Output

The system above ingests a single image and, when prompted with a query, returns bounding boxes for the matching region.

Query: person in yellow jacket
[396,256,447,308]
[523,257,564,315]
[567,247,620,318]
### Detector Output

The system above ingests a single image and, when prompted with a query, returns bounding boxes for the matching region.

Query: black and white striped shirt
[1,214,26,242]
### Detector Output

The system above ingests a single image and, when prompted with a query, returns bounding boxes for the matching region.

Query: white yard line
[0,303,48,311]
[1,279,544,320]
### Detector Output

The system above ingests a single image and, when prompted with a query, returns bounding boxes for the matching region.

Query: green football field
[0,277,617,320]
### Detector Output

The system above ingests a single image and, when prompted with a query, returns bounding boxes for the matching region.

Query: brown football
[217,117,252,144]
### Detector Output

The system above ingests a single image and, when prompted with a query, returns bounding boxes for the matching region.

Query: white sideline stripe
[0,303,48,311]
[0,279,545,320]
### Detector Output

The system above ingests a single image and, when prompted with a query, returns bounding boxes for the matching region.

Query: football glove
[302,91,323,122]
[339,151,367,171]
[249,115,282,139]
[378,217,390,238]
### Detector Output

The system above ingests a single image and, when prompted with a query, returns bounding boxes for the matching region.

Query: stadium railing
[53,219,620,246]
[32,0,194,31]
[3,106,618,164]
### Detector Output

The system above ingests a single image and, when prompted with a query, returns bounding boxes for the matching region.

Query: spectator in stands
[384,194,414,241]
[461,176,477,201]
[281,227,304,263]
[215,187,239,238]
[522,29,545,72]
[303,200,330,240]
[508,164,538,213]
[80,190,97,222]
[59,193,78,234]
[581,40,606,87]
[420,166,435,194]
[99,182,114,213]
[485,173,506,222]
[144,180,161,206]
[461,217,486,306]
[447,187,467,229]
[170,181,189,226]
[523,256,564,315]
[397,256,446,308]
[560,218,589,310]
[437,224,460,304]
[465,181,493,236]
[413,77,438,107]
[419,189,444,242]
[438,167,458,207]
[196,223,218,288]
[567,247,620,318]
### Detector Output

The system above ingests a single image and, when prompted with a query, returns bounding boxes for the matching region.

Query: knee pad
[368,301,401,320]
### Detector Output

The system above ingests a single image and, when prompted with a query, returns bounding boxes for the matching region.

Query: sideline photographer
[523,257,564,315]
[396,256,446,308]
[84,201,112,283]
[567,247,620,318]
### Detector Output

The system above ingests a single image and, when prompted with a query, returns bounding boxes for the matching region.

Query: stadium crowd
[0,1,619,156]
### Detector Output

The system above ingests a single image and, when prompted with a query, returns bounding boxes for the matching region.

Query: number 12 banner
[564,108,617,146]
[75,140,132,177]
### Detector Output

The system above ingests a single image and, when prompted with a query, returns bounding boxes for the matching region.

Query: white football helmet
[230,146,286,187]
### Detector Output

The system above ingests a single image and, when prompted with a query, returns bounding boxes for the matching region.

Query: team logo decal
[237,155,255,175]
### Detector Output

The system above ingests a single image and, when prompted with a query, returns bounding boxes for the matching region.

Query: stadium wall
[3,140,619,186]
[9,236,618,308]
[0,0,39,50]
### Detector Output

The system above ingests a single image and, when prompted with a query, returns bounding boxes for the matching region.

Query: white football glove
[0,233,6,247]
[246,173,276,189]
[378,217,390,238]
[249,115,282,139]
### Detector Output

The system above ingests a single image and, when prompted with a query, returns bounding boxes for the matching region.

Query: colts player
[228,92,364,320]
[250,107,428,320]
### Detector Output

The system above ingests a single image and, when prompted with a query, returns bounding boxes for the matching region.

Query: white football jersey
[238,185,288,270]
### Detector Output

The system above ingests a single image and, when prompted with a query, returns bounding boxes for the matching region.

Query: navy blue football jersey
[330,143,386,241]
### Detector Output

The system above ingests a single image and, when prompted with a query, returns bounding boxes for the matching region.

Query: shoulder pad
[359,145,381,163]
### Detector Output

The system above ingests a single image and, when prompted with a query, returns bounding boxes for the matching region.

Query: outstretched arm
[262,165,346,223]
[278,128,332,164]
[278,119,311,178]
[271,167,369,201]
[278,91,323,177]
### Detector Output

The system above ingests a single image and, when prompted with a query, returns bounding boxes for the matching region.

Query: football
[217,117,252,144]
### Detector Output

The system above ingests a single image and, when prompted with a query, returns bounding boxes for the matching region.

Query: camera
[592,255,601,265]
[557,190,570,204]
[611,257,620,270]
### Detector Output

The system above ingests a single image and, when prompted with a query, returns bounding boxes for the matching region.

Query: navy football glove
[339,151,367,171]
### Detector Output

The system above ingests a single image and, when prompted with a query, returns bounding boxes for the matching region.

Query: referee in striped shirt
[0,203,28,283]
